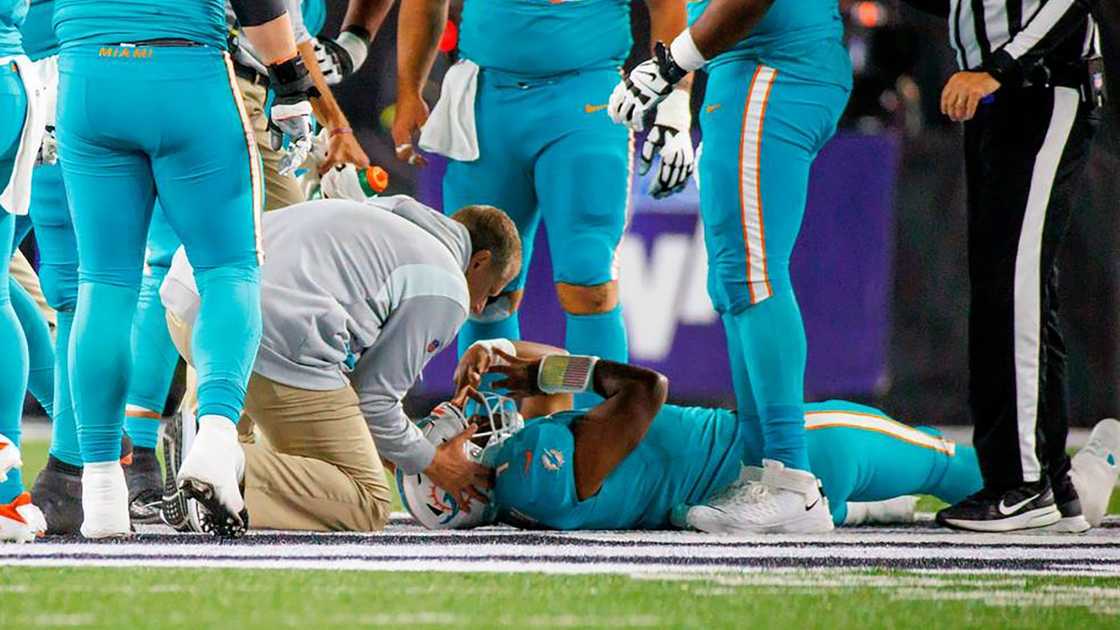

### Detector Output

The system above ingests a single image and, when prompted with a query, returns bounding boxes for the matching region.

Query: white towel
[33,55,58,132]
[418,59,480,162]
[0,55,45,216]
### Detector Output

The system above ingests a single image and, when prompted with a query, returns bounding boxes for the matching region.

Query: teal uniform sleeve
[492,421,582,530]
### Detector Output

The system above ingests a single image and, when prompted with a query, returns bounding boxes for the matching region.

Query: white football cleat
[1070,418,1120,528]
[0,492,47,543]
[80,462,130,539]
[176,415,247,538]
[843,495,919,526]
[680,459,834,534]
[0,433,22,483]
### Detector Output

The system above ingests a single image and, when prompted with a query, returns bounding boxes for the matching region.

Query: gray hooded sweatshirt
[161,196,471,474]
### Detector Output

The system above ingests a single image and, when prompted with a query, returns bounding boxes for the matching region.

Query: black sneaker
[1042,473,1091,533]
[160,411,193,532]
[936,480,1061,532]
[126,446,164,523]
[29,456,84,535]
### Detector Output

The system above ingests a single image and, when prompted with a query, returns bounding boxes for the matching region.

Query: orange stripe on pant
[737,66,778,304]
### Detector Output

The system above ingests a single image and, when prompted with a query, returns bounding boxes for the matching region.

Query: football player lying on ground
[148,195,518,537]
[398,341,1120,533]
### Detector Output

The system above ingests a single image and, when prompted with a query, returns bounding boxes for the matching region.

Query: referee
[903,0,1102,532]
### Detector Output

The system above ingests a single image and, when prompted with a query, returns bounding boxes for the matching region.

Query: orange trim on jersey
[125,409,161,419]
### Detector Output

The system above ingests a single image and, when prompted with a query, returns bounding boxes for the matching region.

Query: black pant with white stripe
[965,82,1095,492]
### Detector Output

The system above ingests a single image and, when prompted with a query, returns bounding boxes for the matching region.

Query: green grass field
[9,439,1120,628]
[2,567,1119,628]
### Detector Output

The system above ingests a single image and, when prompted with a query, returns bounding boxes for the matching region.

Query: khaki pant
[237,76,306,212]
[168,312,391,532]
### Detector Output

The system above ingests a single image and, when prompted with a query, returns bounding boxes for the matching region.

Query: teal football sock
[565,305,628,409]
[457,314,521,358]
[9,279,54,419]
[728,292,810,472]
[48,310,82,467]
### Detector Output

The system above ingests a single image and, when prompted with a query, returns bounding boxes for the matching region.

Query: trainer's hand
[454,345,493,396]
[423,423,492,510]
[489,350,543,399]
[267,54,319,176]
[392,91,429,168]
[320,129,370,175]
[640,89,694,199]
[609,42,688,132]
[941,71,1000,123]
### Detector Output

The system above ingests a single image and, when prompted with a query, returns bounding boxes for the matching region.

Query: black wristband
[982,49,1023,87]
[655,41,689,87]
[268,54,319,100]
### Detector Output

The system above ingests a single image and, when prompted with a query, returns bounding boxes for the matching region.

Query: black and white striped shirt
[905,0,1096,83]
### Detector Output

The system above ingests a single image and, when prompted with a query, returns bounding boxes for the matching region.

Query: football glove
[267,54,319,176]
[608,30,708,131]
[639,88,693,199]
[312,27,371,86]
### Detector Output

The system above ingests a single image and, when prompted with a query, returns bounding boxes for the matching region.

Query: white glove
[312,30,370,86]
[270,100,314,176]
[320,164,368,201]
[298,128,331,198]
[639,89,694,199]
[608,32,707,132]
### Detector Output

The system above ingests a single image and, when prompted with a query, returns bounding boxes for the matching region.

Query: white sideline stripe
[7,541,1120,562]
[1013,87,1079,482]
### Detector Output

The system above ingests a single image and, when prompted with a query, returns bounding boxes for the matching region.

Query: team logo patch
[427,339,441,353]
[540,449,565,472]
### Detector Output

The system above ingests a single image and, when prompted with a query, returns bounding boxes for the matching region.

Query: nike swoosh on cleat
[805,498,819,512]
[584,104,608,113]
[998,493,1040,516]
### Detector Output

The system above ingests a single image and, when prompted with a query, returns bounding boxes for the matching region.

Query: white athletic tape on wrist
[337,31,369,71]
[654,88,691,132]
[670,29,707,73]
[537,354,599,395]
[470,338,517,367]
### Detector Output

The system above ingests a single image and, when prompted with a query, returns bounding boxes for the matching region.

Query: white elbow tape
[670,29,707,73]
[470,338,517,367]
[337,30,369,71]
[537,354,599,395]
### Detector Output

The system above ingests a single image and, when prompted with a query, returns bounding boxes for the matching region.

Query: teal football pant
[57,45,262,463]
[701,61,849,472]
[442,66,631,404]
[0,64,29,502]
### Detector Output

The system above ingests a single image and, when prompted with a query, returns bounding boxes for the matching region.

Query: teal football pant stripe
[58,46,262,462]
[700,62,848,472]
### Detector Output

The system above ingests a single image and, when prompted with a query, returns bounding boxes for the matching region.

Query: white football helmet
[397,394,524,530]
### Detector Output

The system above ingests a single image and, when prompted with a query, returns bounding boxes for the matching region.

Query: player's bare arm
[492,353,668,500]
[297,40,371,173]
[393,0,450,167]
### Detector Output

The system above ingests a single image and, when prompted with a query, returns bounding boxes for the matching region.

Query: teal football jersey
[490,404,744,530]
[22,0,57,60]
[687,0,850,87]
[53,0,226,49]
[0,0,28,56]
[459,0,630,76]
